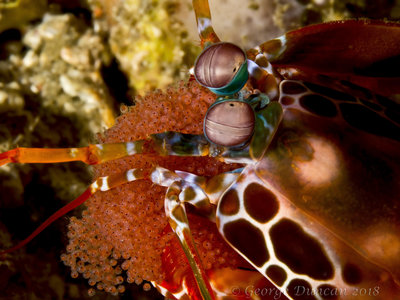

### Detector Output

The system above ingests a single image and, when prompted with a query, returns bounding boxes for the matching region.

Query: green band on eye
[208,61,248,95]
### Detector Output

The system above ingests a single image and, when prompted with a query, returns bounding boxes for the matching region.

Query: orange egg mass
[61,80,245,295]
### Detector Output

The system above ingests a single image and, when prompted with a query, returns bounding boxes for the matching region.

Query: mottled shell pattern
[192,5,400,300]
[1,1,400,300]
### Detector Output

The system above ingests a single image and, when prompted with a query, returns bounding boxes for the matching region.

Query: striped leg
[192,0,220,46]
[1,163,242,299]
[0,131,250,167]
[162,181,215,300]
[149,167,243,299]
[0,142,145,166]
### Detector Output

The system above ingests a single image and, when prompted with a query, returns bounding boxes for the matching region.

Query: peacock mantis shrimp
[1,0,400,299]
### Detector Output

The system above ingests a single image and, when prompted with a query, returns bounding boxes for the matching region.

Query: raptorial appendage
[0,81,250,298]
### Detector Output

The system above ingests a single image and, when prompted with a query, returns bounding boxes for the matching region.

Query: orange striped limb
[153,167,244,299]
[153,167,216,300]
[192,0,220,47]
[0,132,251,168]
[1,163,241,300]
[165,182,215,300]
[0,142,144,167]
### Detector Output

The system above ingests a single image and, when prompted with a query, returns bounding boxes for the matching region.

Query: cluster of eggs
[61,81,245,295]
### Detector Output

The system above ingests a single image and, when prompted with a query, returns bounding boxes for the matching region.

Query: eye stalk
[194,42,249,95]
[204,99,255,147]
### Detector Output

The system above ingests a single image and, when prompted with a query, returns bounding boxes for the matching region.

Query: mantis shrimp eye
[194,42,248,95]
[204,100,255,147]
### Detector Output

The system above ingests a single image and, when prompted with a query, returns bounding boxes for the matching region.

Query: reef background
[0,0,399,299]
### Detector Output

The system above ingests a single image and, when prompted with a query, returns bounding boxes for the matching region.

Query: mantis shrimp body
[1,0,400,299]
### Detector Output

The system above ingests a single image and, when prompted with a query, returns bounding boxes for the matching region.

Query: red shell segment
[266,20,400,98]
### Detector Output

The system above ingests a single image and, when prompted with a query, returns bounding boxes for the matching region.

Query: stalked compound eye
[204,100,255,147]
[194,42,248,95]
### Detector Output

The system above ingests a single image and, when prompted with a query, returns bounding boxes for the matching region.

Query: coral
[0,0,47,33]
[62,80,244,295]
[89,0,199,94]
[20,13,116,131]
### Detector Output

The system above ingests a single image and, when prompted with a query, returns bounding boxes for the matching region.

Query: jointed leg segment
[0,132,231,167]
[192,0,220,46]
[0,129,246,298]
[0,142,144,166]
[1,153,242,299]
